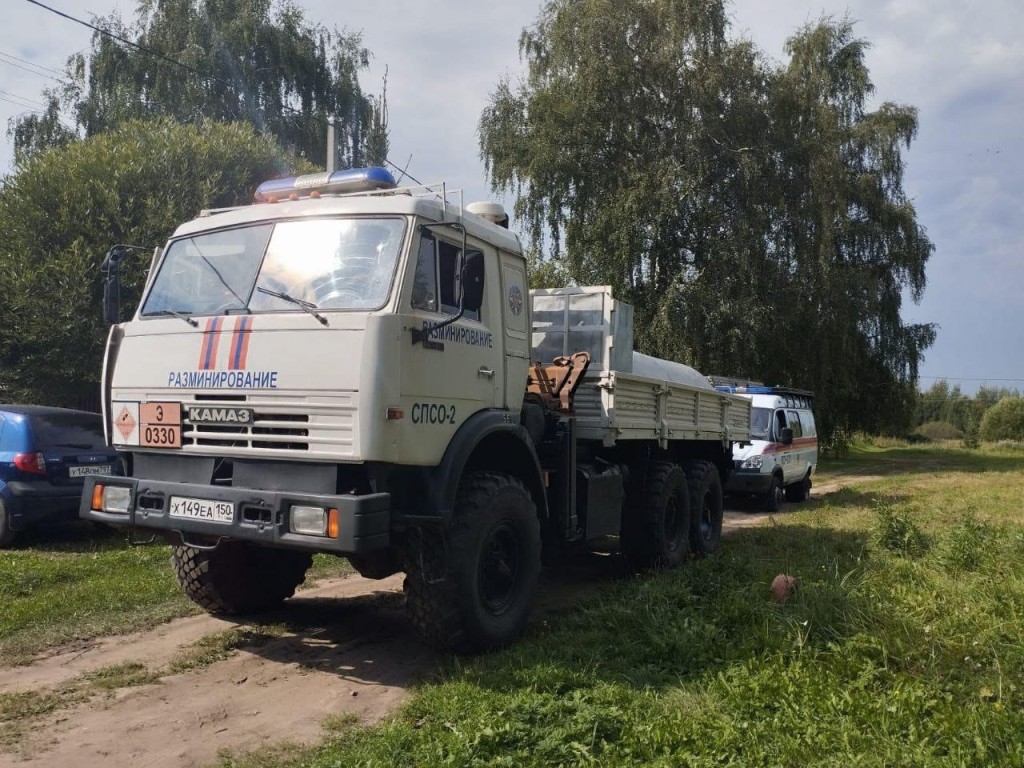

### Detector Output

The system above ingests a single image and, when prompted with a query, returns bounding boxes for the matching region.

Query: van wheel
[171,542,312,614]
[785,473,812,503]
[686,460,723,558]
[404,472,541,653]
[763,475,784,512]
[621,462,690,570]
[0,499,17,548]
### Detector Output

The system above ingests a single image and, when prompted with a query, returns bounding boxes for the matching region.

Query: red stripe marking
[229,317,243,370]
[206,318,223,370]
[237,317,252,370]
[762,437,818,455]
[198,319,215,369]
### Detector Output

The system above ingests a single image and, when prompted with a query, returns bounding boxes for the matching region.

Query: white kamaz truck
[81,167,750,652]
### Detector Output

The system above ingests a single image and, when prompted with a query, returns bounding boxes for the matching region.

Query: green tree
[979,397,1024,442]
[480,1,934,447]
[0,119,314,407]
[12,0,387,168]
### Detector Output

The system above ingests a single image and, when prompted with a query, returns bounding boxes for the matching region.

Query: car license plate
[69,464,111,478]
[169,496,234,524]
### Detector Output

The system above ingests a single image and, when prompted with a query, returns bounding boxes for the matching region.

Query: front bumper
[724,469,773,494]
[79,475,390,553]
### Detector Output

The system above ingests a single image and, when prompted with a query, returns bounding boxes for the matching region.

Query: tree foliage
[480,0,935,446]
[0,119,314,407]
[979,397,1024,442]
[12,0,387,168]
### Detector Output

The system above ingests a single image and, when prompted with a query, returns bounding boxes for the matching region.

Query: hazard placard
[112,402,140,446]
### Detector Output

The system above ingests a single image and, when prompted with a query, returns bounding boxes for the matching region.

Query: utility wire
[0,89,50,109]
[0,50,66,77]
[0,52,68,84]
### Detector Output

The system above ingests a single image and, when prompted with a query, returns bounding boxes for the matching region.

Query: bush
[979,397,1024,442]
[914,421,962,441]
[873,503,928,558]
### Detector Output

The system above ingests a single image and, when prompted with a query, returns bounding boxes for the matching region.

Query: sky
[1,0,1021,394]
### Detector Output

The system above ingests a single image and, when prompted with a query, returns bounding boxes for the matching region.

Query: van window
[773,410,787,441]
[786,410,803,438]
[750,407,771,440]
[799,410,816,437]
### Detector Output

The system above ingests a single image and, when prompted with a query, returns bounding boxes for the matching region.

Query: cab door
[499,255,530,411]
[398,227,503,465]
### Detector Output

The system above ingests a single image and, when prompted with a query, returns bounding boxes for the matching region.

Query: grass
[0,524,351,665]
[220,443,1024,767]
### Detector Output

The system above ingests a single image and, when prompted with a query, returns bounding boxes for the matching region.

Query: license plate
[141,424,182,448]
[169,496,234,524]
[69,464,111,478]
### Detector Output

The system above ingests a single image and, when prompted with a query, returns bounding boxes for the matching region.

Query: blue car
[0,405,122,547]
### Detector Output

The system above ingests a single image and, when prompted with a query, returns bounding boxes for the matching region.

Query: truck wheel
[763,474,784,512]
[785,473,812,503]
[621,462,690,570]
[0,499,16,548]
[404,472,540,653]
[171,542,312,614]
[686,461,723,558]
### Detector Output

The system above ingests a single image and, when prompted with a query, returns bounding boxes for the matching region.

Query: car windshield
[29,413,107,450]
[141,218,406,317]
[750,407,771,440]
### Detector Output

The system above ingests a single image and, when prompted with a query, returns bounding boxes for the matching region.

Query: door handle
[477,366,495,379]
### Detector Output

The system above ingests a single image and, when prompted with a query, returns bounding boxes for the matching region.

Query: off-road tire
[763,474,784,512]
[620,461,690,570]
[785,473,812,503]
[686,460,724,558]
[171,542,312,614]
[0,499,16,548]
[404,472,540,653]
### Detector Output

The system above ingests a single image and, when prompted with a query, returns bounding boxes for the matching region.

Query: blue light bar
[254,166,397,202]
[715,385,814,397]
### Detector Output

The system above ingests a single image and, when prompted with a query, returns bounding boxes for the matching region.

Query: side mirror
[101,247,126,325]
[462,251,485,314]
[780,427,794,446]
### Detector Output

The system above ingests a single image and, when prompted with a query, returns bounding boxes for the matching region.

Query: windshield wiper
[148,309,199,327]
[256,286,328,326]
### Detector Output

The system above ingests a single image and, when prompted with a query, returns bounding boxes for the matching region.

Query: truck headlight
[290,505,339,537]
[741,455,764,470]
[93,484,131,514]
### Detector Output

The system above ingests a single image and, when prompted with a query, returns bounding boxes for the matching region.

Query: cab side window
[410,232,483,322]
[799,411,816,437]
[786,410,803,438]
[773,410,787,441]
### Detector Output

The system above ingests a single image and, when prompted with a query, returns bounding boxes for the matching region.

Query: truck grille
[168,394,358,458]
[184,411,311,451]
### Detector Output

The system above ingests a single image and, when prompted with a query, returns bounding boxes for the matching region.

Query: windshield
[141,218,406,317]
[750,407,771,440]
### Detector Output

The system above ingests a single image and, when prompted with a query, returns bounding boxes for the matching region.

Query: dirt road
[0,479,858,768]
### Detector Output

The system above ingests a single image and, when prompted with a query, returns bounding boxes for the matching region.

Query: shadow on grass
[462,523,874,694]
[3,519,133,554]
[221,524,873,698]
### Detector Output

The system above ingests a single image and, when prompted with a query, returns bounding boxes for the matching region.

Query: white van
[714,385,818,511]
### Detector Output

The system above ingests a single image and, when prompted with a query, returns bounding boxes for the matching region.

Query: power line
[918,376,1024,383]
[0,50,66,78]
[0,89,50,109]
[0,53,68,84]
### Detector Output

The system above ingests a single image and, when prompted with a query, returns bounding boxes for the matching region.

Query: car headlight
[741,455,764,470]
[290,505,339,537]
